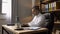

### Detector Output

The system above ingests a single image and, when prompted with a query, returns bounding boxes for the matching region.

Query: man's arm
[20,16,33,23]
[21,16,33,27]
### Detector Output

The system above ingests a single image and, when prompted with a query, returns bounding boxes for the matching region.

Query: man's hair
[33,6,40,11]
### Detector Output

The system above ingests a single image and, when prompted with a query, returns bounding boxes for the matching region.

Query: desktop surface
[2,25,48,34]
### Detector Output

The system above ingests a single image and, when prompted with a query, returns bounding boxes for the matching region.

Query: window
[2,0,12,23]
[2,0,12,16]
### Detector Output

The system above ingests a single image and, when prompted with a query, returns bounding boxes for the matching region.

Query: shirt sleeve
[27,15,46,27]
[28,21,34,27]
[27,16,36,27]
[38,15,46,27]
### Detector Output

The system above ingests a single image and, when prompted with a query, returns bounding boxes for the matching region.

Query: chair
[44,13,54,34]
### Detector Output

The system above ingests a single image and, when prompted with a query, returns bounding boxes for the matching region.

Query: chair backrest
[43,13,54,31]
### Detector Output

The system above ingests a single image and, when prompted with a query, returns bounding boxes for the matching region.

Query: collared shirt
[28,13,46,27]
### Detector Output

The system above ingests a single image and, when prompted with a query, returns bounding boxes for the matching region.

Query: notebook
[23,27,40,30]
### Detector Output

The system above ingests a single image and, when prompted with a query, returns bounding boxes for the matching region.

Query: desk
[54,21,60,25]
[2,25,48,34]
[54,21,60,34]
[54,21,60,29]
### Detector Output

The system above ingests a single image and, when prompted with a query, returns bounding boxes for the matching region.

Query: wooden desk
[2,25,48,34]
[54,21,60,34]
[54,21,60,29]
[54,21,60,25]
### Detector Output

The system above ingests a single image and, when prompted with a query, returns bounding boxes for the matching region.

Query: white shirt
[28,13,46,27]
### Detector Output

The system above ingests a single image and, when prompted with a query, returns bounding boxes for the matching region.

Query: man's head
[32,6,40,15]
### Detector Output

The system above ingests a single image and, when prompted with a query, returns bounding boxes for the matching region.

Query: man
[22,6,46,27]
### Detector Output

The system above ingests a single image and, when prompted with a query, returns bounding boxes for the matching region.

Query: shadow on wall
[18,0,32,19]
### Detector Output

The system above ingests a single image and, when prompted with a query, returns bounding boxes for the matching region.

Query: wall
[35,0,40,6]
[18,0,32,19]
[12,0,32,23]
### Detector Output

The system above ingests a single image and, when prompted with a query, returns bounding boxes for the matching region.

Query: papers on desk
[23,27,40,30]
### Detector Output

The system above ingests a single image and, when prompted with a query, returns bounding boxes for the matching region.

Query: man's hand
[21,23,29,27]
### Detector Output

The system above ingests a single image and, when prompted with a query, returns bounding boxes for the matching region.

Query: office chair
[45,13,54,34]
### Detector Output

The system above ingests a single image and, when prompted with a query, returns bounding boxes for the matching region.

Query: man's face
[32,9,38,15]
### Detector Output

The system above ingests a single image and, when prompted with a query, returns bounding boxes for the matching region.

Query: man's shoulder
[39,14,45,17]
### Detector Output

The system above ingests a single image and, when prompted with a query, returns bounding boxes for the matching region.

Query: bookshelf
[40,0,60,22]
[49,9,60,12]
[41,0,60,13]
[42,9,60,13]
[41,0,58,4]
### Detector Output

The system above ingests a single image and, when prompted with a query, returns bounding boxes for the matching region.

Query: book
[45,4,48,12]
